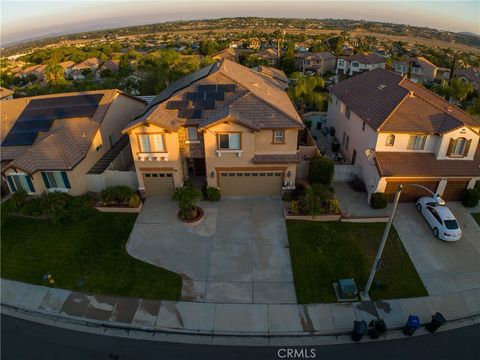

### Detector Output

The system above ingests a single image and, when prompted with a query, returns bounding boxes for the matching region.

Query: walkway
[126,197,296,304]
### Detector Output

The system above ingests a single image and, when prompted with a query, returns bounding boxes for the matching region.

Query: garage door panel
[442,180,468,201]
[143,173,174,196]
[385,181,439,202]
[220,172,282,196]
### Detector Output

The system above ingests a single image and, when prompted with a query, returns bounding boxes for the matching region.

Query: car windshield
[444,220,459,230]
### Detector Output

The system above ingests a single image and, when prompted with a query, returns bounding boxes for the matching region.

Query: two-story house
[1,90,145,196]
[327,68,480,202]
[393,56,450,83]
[122,59,304,197]
[455,67,480,94]
[336,53,386,77]
[294,52,337,75]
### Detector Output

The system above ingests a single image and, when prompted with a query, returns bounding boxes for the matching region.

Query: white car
[416,197,462,241]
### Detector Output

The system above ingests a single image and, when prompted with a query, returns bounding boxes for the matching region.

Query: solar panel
[18,105,98,121]
[180,108,203,119]
[26,94,103,110]
[185,92,205,101]
[197,85,217,92]
[217,84,236,93]
[194,99,216,110]
[206,92,224,101]
[9,119,53,133]
[166,101,188,110]
[2,132,38,146]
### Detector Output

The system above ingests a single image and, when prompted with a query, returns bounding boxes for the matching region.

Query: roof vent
[377,84,386,90]
[409,90,414,97]
[81,131,86,138]
[250,82,259,87]
[447,105,452,112]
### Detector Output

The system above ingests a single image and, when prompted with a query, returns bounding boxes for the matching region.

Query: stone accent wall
[178,127,205,158]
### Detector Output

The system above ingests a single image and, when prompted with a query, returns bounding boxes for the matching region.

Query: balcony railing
[136,152,169,162]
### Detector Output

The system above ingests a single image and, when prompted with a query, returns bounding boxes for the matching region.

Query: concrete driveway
[393,202,480,295]
[126,197,296,304]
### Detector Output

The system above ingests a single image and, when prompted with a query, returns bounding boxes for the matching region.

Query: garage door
[442,180,469,201]
[219,171,283,196]
[385,180,439,202]
[142,173,174,196]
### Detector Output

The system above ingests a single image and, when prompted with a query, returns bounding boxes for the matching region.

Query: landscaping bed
[1,192,181,300]
[287,220,427,303]
[472,213,480,225]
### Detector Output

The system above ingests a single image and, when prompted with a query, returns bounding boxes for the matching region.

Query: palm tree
[44,60,64,84]
[172,184,202,221]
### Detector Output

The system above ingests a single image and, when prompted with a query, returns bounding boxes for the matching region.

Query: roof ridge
[376,81,410,132]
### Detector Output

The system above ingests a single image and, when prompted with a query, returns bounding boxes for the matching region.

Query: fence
[297,128,321,180]
[86,170,138,193]
[333,165,362,182]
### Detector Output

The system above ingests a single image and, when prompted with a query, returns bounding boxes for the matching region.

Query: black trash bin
[368,319,387,339]
[402,315,420,336]
[351,320,368,342]
[425,312,446,333]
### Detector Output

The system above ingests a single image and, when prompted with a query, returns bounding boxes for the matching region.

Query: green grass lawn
[287,220,427,303]
[472,213,480,225]
[1,212,181,300]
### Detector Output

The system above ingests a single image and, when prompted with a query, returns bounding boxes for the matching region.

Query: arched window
[385,134,395,146]
[450,137,467,156]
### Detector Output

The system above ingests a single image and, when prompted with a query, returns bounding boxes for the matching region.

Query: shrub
[290,200,299,215]
[128,194,141,208]
[308,156,334,186]
[4,191,28,213]
[100,186,135,204]
[462,188,480,208]
[172,185,202,220]
[205,187,221,201]
[370,192,388,209]
[326,199,341,214]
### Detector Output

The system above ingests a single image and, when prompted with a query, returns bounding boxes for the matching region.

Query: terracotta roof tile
[340,53,386,64]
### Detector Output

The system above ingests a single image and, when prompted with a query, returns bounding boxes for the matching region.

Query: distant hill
[458,31,480,38]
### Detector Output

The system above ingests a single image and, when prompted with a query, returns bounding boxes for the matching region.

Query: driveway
[126,197,296,304]
[394,202,480,295]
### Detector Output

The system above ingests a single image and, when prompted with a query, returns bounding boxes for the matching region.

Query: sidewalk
[2,278,479,338]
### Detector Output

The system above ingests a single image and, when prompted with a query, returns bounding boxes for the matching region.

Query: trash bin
[402,315,420,336]
[351,320,368,342]
[425,312,446,333]
[368,319,387,339]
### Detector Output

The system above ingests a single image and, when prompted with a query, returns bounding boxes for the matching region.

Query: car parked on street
[416,197,462,241]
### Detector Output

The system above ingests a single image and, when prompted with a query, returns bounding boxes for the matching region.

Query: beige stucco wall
[436,127,479,160]
[376,133,438,153]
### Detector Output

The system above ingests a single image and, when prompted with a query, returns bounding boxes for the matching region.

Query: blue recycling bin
[403,315,420,336]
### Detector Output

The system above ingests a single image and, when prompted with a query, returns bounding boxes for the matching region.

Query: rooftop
[340,53,386,64]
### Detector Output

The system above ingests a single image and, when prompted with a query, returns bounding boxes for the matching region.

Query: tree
[467,97,480,116]
[44,60,65,83]
[119,54,131,76]
[199,40,219,56]
[172,184,202,221]
[279,42,296,74]
[308,156,334,186]
[287,75,328,112]
[450,52,458,79]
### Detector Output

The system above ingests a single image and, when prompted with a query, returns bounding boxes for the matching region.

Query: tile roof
[59,61,76,69]
[0,86,14,99]
[252,153,301,164]
[256,48,278,60]
[1,90,133,173]
[254,66,289,87]
[101,59,120,72]
[73,58,103,70]
[455,67,480,85]
[340,53,386,64]
[395,56,437,70]
[295,51,336,60]
[124,59,303,133]
[330,68,480,133]
[375,151,480,177]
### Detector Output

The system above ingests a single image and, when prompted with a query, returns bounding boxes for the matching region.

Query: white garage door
[142,173,174,196]
[219,171,283,196]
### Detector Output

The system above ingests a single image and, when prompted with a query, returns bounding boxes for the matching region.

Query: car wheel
[433,228,439,238]
[416,203,422,212]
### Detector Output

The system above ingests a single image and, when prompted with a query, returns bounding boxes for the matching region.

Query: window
[386,134,395,146]
[338,59,345,66]
[345,135,350,150]
[41,171,71,189]
[138,133,165,152]
[427,206,442,224]
[96,144,103,152]
[273,130,285,144]
[108,134,116,147]
[7,174,35,193]
[408,135,427,150]
[217,133,241,150]
[351,61,359,68]
[345,107,351,119]
[448,137,469,157]
[186,127,198,141]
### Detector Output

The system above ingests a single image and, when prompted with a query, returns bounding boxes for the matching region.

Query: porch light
[210,171,215,178]
[287,171,291,178]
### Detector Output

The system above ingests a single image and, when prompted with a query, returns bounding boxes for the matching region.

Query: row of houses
[2,59,479,202]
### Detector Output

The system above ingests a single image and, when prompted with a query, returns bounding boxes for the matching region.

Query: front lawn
[1,212,182,300]
[287,220,427,303]
[472,213,480,225]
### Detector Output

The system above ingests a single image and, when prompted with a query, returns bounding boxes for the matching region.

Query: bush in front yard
[370,192,388,209]
[4,191,28,213]
[463,188,480,208]
[205,187,221,201]
[100,186,135,204]
[172,185,202,220]
[308,156,334,186]
[128,194,141,208]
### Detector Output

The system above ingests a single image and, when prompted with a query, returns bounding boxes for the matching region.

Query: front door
[193,158,206,175]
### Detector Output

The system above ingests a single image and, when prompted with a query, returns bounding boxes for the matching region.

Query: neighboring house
[0,87,14,100]
[1,90,146,196]
[100,59,120,73]
[71,58,103,80]
[294,52,336,75]
[393,56,449,83]
[14,64,46,81]
[327,68,480,202]
[59,60,76,78]
[256,48,279,66]
[252,65,289,89]
[122,59,304,197]
[248,38,261,50]
[212,48,253,63]
[336,53,386,76]
[455,67,480,94]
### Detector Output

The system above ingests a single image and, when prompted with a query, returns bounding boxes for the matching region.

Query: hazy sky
[1,0,479,45]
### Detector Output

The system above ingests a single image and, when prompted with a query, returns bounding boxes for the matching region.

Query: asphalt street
[1,314,479,360]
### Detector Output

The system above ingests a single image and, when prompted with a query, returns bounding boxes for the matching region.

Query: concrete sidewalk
[2,279,479,337]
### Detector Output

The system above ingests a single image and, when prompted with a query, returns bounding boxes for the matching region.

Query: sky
[1,0,479,45]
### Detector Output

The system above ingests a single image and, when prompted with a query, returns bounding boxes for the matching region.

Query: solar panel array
[2,94,103,147]
[166,83,235,119]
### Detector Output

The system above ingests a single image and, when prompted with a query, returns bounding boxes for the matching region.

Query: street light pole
[361,184,403,300]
